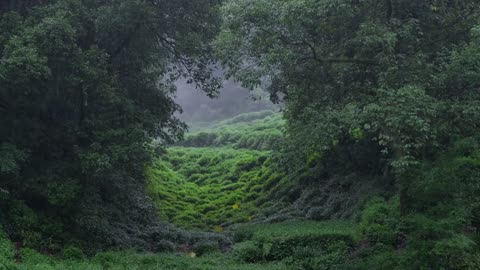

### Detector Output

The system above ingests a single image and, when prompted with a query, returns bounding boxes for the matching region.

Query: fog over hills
[174,79,277,125]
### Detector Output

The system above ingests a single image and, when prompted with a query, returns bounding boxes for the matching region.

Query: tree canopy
[217,0,480,173]
[0,0,221,249]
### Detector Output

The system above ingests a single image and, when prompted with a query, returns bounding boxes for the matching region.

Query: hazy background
[174,79,278,125]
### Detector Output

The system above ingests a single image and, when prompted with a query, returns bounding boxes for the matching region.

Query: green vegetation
[182,110,284,150]
[215,0,480,269]
[147,147,270,230]
[0,0,222,253]
[0,236,287,270]
[233,222,354,258]
[2,0,480,269]
[231,221,355,269]
[147,132,480,269]
[147,112,285,230]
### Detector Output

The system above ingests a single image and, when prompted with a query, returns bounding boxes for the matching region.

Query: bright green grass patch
[147,111,286,230]
[147,147,283,230]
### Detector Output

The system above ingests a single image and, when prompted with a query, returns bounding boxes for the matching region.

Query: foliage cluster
[217,0,480,203]
[344,137,480,269]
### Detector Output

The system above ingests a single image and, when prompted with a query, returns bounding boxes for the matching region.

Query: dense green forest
[2,0,480,269]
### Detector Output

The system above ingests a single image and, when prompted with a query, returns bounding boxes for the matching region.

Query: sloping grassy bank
[146,147,279,230]
[147,111,285,231]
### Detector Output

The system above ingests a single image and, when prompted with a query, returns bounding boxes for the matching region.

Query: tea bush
[358,197,401,246]
[62,246,85,261]
[232,241,262,263]
[147,147,283,230]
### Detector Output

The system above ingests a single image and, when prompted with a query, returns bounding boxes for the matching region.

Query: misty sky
[174,79,277,124]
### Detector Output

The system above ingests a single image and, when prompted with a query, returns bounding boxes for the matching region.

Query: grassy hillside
[147,147,280,230]
[147,110,381,230]
[147,111,285,230]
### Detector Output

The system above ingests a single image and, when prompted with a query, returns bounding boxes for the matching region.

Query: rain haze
[174,79,277,125]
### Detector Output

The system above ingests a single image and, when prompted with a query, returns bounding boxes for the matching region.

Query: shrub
[285,242,348,270]
[155,240,176,252]
[231,221,355,267]
[250,222,354,261]
[180,112,284,150]
[0,228,14,266]
[193,240,220,256]
[232,226,254,243]
[345,248,400,270]
[63,246,85,261]
[232,241,263,263]
[19,248,52,265]
[92,252,117,269]
[358,197,400,245]
[464,251,480,270]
